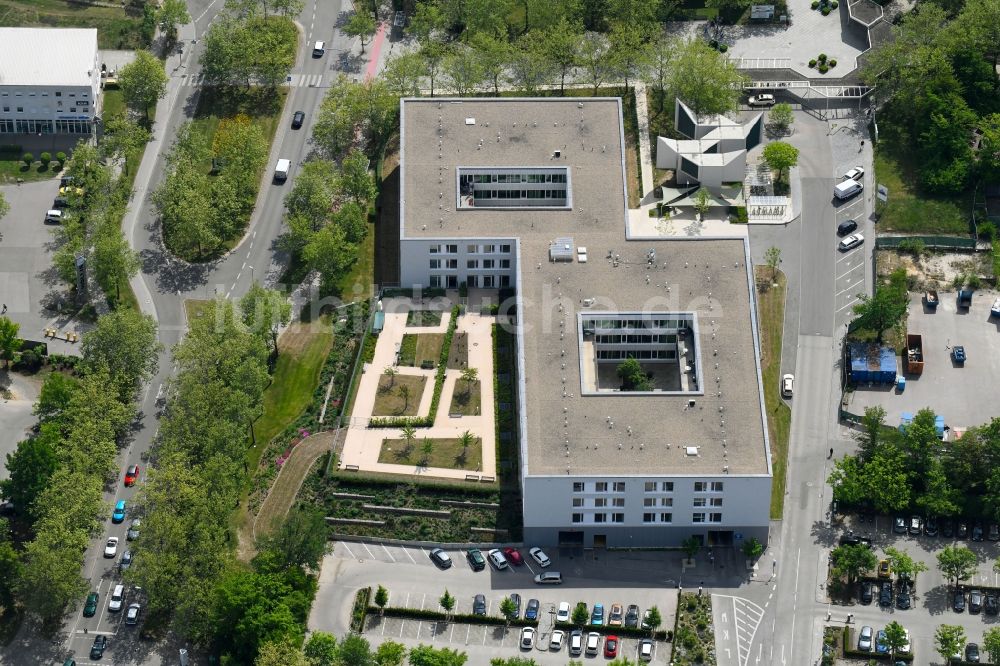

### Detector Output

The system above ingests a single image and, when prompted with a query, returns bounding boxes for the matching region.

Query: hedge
[329,469,501,495]
[373,605,538,627]
[351,587,372,632]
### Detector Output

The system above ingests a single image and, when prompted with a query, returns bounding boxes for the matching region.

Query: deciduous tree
[829,543,877,583]
[158,0,191,41]
[668,38,746,116]
[762,141,799,183]
[340,149,377,205]
[443,47,485,96]
[851,270,910,342]
[544,19,582,95]
[578,33,612,95]
[383,52,426,97]
[935,624,966,664]
[118,50,169,118]
[883,621,909,658]
[572,601,589,626]
[408,644,468,666]
[0,316,22,369]
[1,436,60,520]
[984,626,1000,665]
[303,632,338,666]
[938,546,978,586]
[344,11,377,53]
[471,33,511,96]
[81,309,160,402]
[768,103,794,133]
[375,641,407,666]
[240,282,292,358]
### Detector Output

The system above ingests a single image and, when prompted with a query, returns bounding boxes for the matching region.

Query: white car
[900,629,911,654]
[839,233,864,251]
[312,40,325,57]
[529,546,551,568]
[550,629,565,650]
[781,374,794,398]
[487,548,509,570]
[843,166,864,181]
[519,627,535,650]
[749,93,775,107]
[585,631,601,655]
[103,536,119,558]
[639,638,654,661]
[108,584,124,612]
[991,297,1000,317]
[858,625,873,651]
[556,601,571,622]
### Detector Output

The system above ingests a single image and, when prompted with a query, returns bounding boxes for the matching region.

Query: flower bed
[671,593,717,666]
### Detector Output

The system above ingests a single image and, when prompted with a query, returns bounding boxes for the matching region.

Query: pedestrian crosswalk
[176,72,325,88]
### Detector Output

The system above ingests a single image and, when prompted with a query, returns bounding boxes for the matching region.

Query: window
[660,513,673,523]
[445,244,457,253]
[572,482,585,492]
[644,482,656,492]
[594,498,607,508]
[572,513,583,523]
[572,498,584,508]
[70,108,77,113]
[595,482,608,492]
[612,498,625,508]
[2,107,7,113]
[693,498,706,507]
[482,259,494,269]
[643,498,656,507]
[613,482,626,492]
[643,512,655,523]
[467,260,478,269]
[612,513,625,523]
[429,260,441,269]
[16,107,22,113]
[693,513,706,523]
[445,259,457,269]
[710,498,723,507]
[467,244,478,253]
[694,482,707,492]
[711,482,724,492]
[660,498,673,507]
[709,513,722,523]
[55,92,61,97]
[429,245,440,253]
[501,244,511,253]
[429,275,442,288]
[594,513,607,523]
[500,259,511,269]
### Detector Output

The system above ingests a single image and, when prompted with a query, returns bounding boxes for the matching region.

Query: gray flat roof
[399,98,769,477]
[0,28,97,87]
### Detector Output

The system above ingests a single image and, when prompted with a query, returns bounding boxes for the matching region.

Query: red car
[124,464,140,487]
[604,635,619,658]
[502,547,523,566]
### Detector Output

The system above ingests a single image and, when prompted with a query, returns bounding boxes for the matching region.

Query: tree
[118,50,169,118]
[344,11,377,53]
[616,357,651,391]
[255,640,310,666]
[421,438,434,465]
[976,113,1000,183]
[457,431,476,457]
[0,519,21,616]
[578,32,611,94]
[383,52,426,97]
[407,645,468,666]
[499,596,517,623]
[375,584,390,613]
[400,425,417,453]
[741,537,764,560]
[254,506,329,571]
[460,367,478,396]
[883,547,928,580]
[302,223,355,293]
[855,405,888,462]
[375,641,407,666]
[337,634,375,666]
[572,601,589,626]
[1,436,59,519]
[851,270,910,342]
[92,225,141,302]
[935,624,966,664]
[669,38,746,116]
[285,159,338,237]
[100,113,150,176]
[80,309,160,402]
[762,141,799,183]
[681,536,700,560]
[829,544,877,583]
[644,605,662,634]
[440,589,455,618]
[240,282,292,358]
[507,30,552,94]
[157,0,191,42]
[693,187,711,217]
[763,246,781,281]
[0,316,22,369]
[303,632,338,666]
[863,443,912,514]
[34,372,80,421]
[17,530,90,622]
[544,19,581,94]
[984,626,1000,665]
[938,545,978,586]
[646,33,676,111]
[471,33,511,95]
[419,41,448,97]
[883,621,908,658]
[384,366,398,389]
[768,103,794,133]
[340,149,377,205]
[443,47,485,96]
[398,385,411,412]
[608,21,647,92]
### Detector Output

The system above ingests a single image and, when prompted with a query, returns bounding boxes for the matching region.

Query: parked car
[858,625,873,651]
[952,345,967,365]
[111,500,126,524]
[466,548,486,571]
[967,643,981,663]
[534,571,563,585]
[569,630,583,656]
[591,603,605,626]
[840,532,873,548]
[942,520,955,537]
[608,603,624,626]
[525,598,540,621]
[878,559,892,578]
[119,550,133,572]
[989,523,1000,541]
[748,94,776,107]
[44,209,64,224]
[473,594,486,615]
[125,603,141,626]
[604,635,619,658]
[487,549,509,570]
[641,608,655,629]
[291,111,305,129]
[896,589,911,609]
[973,520,984,541]
[124,464,139,487]
[985,592,998,615]
[860,582,873,605]
[639,638,654,661]
[908,515,922,535]
[954,589,966,612]
[781,374,794,398]
[103,536,119,558]
[992,297,1000,318]
[837,219,858,236]
[625,604,640,628]
[839,233,864,251]
[127,519,141,541]
[108,584,124,612]
[502,547,524,565]
[879,581,893,607]
[893,516,907,534]
[83,592,99,617]
[585,632,601,655]
[557,601,571,622]
[429,548,452,569]
[507,593,521,619]
[900,629,911,654]
[519,627,535,650]
[875,630,889,654]
[550,629,565,650]
[529,547,551,567]
[925,516,939,536]
[90,635,108,659]
[970,589,983,614]
[843,166,865,181]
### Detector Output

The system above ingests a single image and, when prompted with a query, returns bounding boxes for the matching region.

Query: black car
[473,594,486,615]
[90,635,108,659]
[525,598,540,621]
[837,219,858,236]
[860,581,874,605]
[967,643,981,663]
[895,590,911,609]
[942,520,955,538]
[970,589,983,614]
[958,521,969,539]
[291,111,305,129]
[839,532,873,549]
[897,574,913,594]
[466,548,486,571]
[954,590,966,612]
[989,523,1000,541]
[429,548,452,569]
[924,516,939,537]
[953,345,967,365]
[879,581,893,607]
[53,196,70,209]
[625,604,640,628]
[986,592,998,615]
[508,593,521,619]
[973,521,984,541]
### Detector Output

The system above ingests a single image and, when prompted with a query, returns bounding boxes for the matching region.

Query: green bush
[829,59,837,67]
[818,53,827,62]
[22,152,33,166]
[818,63,830,72]
[821,5,830,13]
[39,152,51,165]
[351,587,371,632]
[967,274,982,289]
[719,43,728,52]
[458,281,468,297]
[811,0,819,7]
[831,0,839,6]
[56,151,67,163]
[809,59,817,67]
[979,220,998,242]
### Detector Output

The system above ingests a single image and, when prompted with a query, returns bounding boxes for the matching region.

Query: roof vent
[465,117,475,125]
[581,298,595,308]
[685,446,699,456]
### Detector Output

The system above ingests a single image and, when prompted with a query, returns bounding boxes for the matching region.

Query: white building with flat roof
[397,97,772,550]
[0,28,101,135]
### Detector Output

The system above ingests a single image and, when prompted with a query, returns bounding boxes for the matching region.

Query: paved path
[633,81,655,200]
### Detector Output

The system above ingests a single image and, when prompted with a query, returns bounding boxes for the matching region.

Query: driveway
[0,371,41,480]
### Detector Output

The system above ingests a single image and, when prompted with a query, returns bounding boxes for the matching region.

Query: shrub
[832,0,839,6]
[719,43,728,52]
[818,53,827,62]
[22,152,33,166]
[811,0,819,7]
[56,151,67,163]
[818,63,830,72]
[809,59,817,67]
[39,152,51,165]
[980,220,998,242]
[821,5,830,13]
[829,59,837,67]
[967,274,982,290]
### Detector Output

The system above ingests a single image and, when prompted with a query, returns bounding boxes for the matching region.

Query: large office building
[0,28,101,135]
[398,97,772,549]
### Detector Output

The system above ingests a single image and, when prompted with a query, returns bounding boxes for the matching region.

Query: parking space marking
[382,544,396,563]
[836,262,865,283]
[402,547,416,564]
[341,542,355,559]
[361,543,376,559]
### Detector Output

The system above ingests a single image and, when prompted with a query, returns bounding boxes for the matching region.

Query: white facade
[0,28,101,135]
[521,474,771,548]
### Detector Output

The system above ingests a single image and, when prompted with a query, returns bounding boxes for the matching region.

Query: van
[569,630,583,656]
[274,159,291,183]
[834,179,863,200]
[312,41,325,57]
[109,584,124,612]
[44,209,63,223]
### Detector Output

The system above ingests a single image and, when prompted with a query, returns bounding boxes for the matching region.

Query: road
[55,0,353,662]
[747,106,876,666]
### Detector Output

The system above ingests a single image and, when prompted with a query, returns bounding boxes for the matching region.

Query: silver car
[858,625,873,651]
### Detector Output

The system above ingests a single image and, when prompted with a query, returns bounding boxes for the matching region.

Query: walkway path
[633,81,656,200]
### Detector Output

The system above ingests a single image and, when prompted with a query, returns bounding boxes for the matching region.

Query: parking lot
[311,541,691,664]
[848,291,1000,429]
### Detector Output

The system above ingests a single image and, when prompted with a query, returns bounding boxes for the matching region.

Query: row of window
[0,119,91,134]
[429,259,458,270]
[429,244,513,254]
[466,259,511,269]
[573,497,627,508]
[572,513,625,524]
[574,497,720,509]
[574,512,724,524]
[595,334,678,345]
[572,481,724,493]
[1,91,90,98]
[472,189,567,200]
[2,102,88,113]
[466,173,567,184]
[596,349,676,361]
[642,513,674,523]
[427,274,511,289]
[583,318,687,331]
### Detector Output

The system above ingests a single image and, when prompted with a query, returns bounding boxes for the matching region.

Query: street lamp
[248,265,254,284]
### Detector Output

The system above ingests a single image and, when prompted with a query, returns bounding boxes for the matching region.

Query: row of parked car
[857,625,911,655]
[952,588,1000,615]
[430,546,562,584]
[518,627,655,660]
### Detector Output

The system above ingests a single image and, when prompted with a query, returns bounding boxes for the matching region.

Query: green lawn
[0,0,152,49]
[373,374,427,416]
[399,333,444,367]
[334,216,376,299]
[0,145,60,184]
[251,318,335,452]
[874,150,971,235]
[190,86,286,174]
[756,268,791,519]
[406,310,443,327]
[449,379,481,416]
[378,437,483,471]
